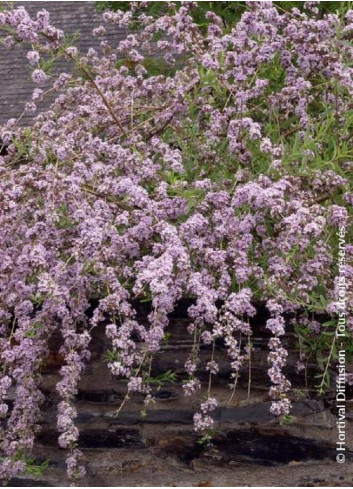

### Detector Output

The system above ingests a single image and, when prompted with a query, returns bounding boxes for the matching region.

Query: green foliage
[55,203,76,230]
[96,1,352,29]
[30,292,45,306]
[143,369,177,387]
[104,349,120,362]
[24,322,43,339]
[24,458,50,478]
[280,413,294,425]
[295,317,352,394]
[0,454,50,478]
[196,429,217,446]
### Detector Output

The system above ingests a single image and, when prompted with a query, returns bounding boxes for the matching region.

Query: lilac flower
[24,101,36,113]
[26,50,40,65]
[270,398,291,416]
[65,46,78,57]
[206,360,219,375]
[327,205,348,227]
[32,88,43,101]
[200,397,218,414]
[266,317,285,336]
[32,69,47,84]
[93,25,106,37]
[193,413,214,433]
[66,449,86,480]
[183,379,201,396]
[127,376,143,393]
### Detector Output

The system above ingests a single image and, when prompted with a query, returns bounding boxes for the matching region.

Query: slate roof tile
[0,1,127,126]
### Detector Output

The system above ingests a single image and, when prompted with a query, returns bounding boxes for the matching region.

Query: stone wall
[7,302,353,486]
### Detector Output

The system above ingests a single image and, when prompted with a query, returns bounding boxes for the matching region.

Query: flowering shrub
[0,0,352,482]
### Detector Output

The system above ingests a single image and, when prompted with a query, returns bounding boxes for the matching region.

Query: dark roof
[0,1,128,126]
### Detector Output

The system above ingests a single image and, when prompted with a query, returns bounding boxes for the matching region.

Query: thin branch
[81,184,132,211]
[41,32,127,136]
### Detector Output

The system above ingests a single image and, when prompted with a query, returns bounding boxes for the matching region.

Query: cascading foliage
[0,0,352,482]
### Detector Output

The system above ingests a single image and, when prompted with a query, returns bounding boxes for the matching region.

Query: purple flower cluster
[193,397,218,435]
